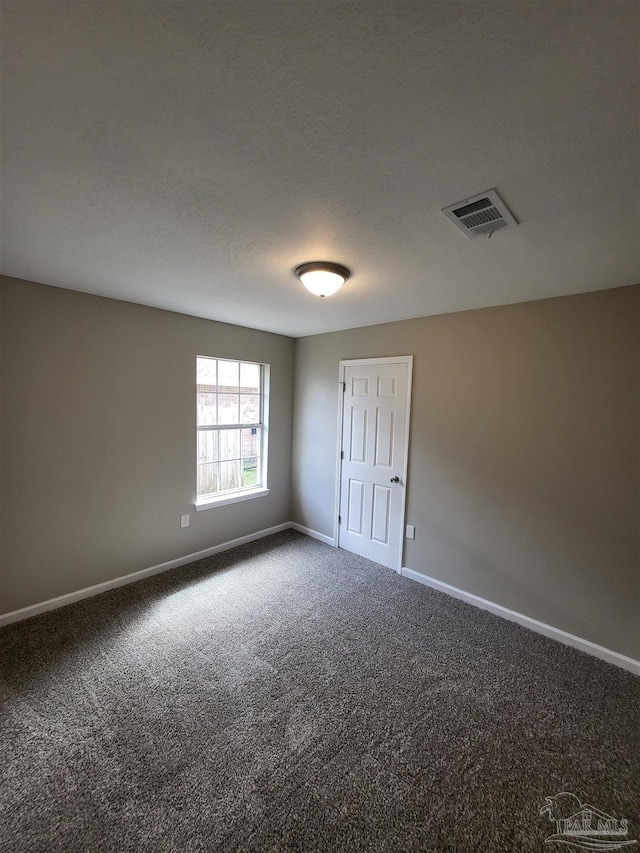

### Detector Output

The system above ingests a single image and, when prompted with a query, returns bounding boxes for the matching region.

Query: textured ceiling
[1,0,638,337]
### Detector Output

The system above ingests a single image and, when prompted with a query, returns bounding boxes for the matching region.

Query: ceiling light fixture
[294,261,351,297]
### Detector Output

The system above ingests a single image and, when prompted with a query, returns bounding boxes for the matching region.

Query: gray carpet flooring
[1,530,638,852]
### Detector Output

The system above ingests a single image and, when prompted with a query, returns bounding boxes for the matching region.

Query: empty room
[1,1,638,851]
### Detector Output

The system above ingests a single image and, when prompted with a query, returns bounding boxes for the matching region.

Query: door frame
[334,355,414,573]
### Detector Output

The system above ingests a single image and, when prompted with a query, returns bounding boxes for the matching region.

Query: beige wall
[0,277,295,613]
[292,286,640,659]
[2,276,638,659]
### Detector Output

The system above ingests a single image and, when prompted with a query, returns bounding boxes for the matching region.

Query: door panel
[374,408,395,468]
[352,376,369,396]
[377,375,396,397]
[347,479,365,535]
[349,407,367,463]
[371,484,391,544]
[338,360,410,570]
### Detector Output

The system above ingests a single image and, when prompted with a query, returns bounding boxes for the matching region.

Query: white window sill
[195,487,270,511]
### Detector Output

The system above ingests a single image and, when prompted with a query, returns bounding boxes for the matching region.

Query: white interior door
[338,357,412,571]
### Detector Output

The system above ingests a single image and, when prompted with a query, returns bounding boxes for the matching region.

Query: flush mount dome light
[294,261,351,297]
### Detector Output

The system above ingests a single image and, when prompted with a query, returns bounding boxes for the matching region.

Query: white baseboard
[289,522,336,547]
[400,567,640,676]
[0,523,291,628]
[3,528,636,679]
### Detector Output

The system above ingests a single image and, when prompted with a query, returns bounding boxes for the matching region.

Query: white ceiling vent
[442,189,518,239]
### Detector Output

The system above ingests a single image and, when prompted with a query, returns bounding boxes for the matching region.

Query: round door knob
[390,476,400,483]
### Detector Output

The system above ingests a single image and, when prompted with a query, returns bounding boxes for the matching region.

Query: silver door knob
[390,476,400,483]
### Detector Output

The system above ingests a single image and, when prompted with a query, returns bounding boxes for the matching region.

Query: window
[195,357,269,509]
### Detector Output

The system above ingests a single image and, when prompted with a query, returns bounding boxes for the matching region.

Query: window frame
[194,356,270,511]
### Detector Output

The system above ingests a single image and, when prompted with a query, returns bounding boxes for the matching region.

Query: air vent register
[442,189,518,239]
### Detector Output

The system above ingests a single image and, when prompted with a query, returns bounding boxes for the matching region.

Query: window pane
[197,392,217,426]
[196,357,267,499]
[197,357,217,386]
[198,430,218,463]
[218,393,239,424]
[198,462,218,496]
[241,428,260,458]
[240,362,260,392]
[219,460,241,492]
[242,457,259,488]
[217,360,239,391]
[240,395,260,424]
[219,429,240,461]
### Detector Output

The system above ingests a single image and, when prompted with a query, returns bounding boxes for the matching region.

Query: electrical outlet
[180,514,190,528]
[405,524,415,540]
